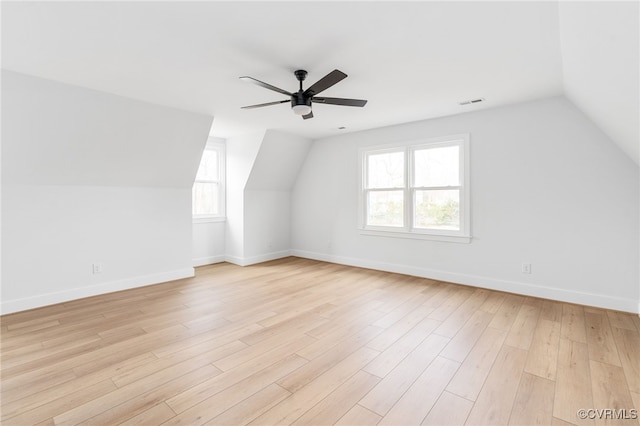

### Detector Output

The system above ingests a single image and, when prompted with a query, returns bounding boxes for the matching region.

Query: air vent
[459,98,485,106]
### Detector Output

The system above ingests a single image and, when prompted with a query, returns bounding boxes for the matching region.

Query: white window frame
[192,139,225,223]
[358,134,470,243]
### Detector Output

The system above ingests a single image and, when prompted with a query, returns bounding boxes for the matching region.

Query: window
[359,134,470,243]
[192,140,225,222]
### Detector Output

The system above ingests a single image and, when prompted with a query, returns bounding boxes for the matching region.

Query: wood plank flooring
[1,257,639,425]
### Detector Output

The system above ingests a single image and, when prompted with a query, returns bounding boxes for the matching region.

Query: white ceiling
[558,1,639,165]
[2,1,565,141]
[2,1,637,163]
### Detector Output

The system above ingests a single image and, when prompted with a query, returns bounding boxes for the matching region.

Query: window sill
[359,228,471,244]
[193,216,226,224]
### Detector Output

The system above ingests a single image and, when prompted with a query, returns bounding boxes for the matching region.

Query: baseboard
[0,268,195,315]
[225,250,291,267]
[193,255,226,267]
[291,249,639,314]
[5,252,635,315]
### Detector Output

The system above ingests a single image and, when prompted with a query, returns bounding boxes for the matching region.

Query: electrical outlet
[521,263,531,274]
[92,263,102,274]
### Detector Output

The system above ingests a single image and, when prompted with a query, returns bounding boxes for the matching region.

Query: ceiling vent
[459,98,485,106]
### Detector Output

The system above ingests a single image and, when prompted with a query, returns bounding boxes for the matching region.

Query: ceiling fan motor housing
[292,92,311,108]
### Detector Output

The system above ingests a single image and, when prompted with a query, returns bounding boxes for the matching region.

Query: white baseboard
[291,249,639,314]
[5,252,636,316]
[0,268,195,315]
[193,255,226,267]
[225,250,291,267]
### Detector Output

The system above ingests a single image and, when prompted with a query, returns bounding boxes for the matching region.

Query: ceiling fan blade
[302,111,314,120]
[303,69,347,96]
[312,97,367,107]
[241,100,289,109]
[239,76,292,96]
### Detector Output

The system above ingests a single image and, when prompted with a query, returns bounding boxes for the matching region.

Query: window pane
[367,190,404,227]
[367,151,404,188]
[414,189,459,230]
[196,149,218,180]
[414,146,459,187]
[192,182,219,215]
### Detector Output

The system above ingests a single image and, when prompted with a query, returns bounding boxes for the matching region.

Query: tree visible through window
[366,150,404,227]
[413,145,461,230]
[360,135,470,242]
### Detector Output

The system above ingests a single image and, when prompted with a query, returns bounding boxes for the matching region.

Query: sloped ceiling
[2,70,213,188]
[245,130,312,191]
[1,2,637,163]
[558,1,639,165]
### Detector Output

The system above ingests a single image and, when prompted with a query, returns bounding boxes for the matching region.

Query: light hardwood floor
[1,257,639,425]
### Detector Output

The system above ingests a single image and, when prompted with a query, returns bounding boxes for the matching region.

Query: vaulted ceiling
[2,1,637,164]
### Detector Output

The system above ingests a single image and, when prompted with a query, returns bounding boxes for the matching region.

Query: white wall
[291,97,639,313]
[224,131,265,262]
[1,71,213,314]
[192,221,226,267]
[3,185,193,310]
[223,130,311,265]
[240,130,312,264]
[244,190,291,260]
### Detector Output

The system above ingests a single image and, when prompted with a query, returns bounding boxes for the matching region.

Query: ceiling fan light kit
[240,69,367,120]
[292,103,312,116]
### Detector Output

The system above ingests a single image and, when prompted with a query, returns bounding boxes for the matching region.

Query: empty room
[1,1,639,425]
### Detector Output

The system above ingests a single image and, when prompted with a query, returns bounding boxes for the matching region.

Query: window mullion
[366,187,404,192]
[413,185,461,191]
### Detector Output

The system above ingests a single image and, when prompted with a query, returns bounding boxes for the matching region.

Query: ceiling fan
[240,69,367,120]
